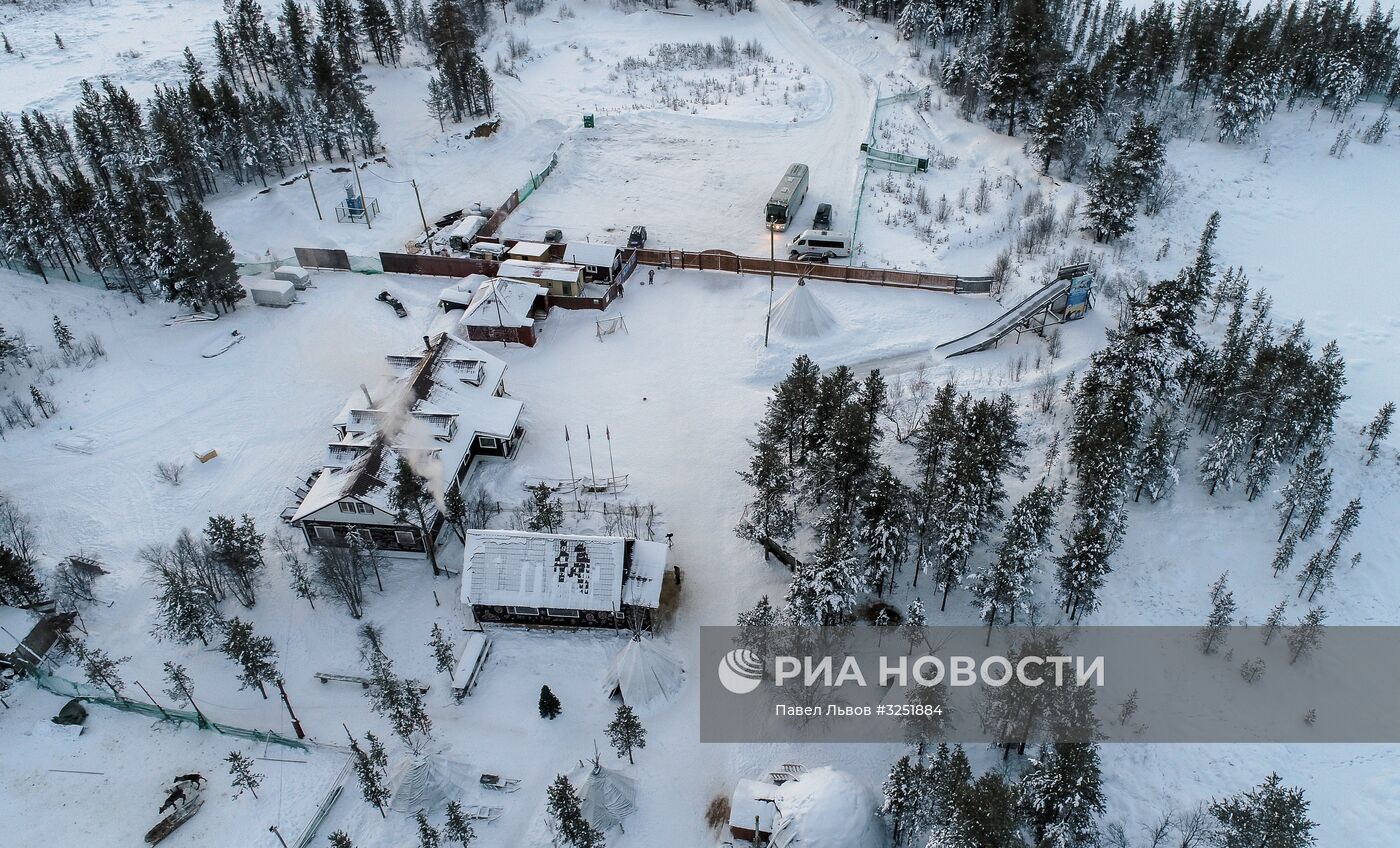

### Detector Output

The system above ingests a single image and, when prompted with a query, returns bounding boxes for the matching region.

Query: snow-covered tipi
[387,751,474,813]
[605,633,685,710]
[573,757,638,834]
[770,767,883,848]
[769,279,838,338]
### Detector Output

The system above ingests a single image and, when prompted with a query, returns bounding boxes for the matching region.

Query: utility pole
[764,224,776,347]
[277,680,306,739]
[411,178,430,247]
[351,154,372,230]
[303,160,322,220]
[269,825,290,848]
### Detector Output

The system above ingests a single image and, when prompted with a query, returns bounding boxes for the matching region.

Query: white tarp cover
[605,634,684,710]
[769,280,837,338]
[387,752,474,813]
[770,767,883,848]
[573,761,638,833]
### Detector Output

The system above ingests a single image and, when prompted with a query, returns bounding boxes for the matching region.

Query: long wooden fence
[630,248,990,293]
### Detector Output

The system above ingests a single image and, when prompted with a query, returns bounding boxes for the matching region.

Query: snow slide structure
[935,263,1094,357]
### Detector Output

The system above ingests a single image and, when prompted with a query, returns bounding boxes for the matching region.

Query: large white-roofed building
[461,530,668,628]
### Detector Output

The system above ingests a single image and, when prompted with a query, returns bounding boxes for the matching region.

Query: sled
[164,312,219,326]
[144,787,205,845]
[460,804,504,822]
[479,773,520,792]
[523,474,629,496]
[200,330,245,358]
[376,291,407,318]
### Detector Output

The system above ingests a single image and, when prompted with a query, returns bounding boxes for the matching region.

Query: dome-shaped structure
[769,280,838,338]
[770,767,883,848]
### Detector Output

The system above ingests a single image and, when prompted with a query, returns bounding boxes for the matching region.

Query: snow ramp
[934,276,1071,357]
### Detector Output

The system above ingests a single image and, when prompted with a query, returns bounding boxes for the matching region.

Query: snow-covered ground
[3,0,1400,845]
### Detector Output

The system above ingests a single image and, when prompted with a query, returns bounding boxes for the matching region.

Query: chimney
[423,335,432,352]
[360,383,373,408]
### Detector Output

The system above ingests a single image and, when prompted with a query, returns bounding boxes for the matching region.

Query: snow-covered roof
[292,333,522,522]
[771,768,883,848]
[507,241,552,260]
[461,278,545,329]
[561,243,621,269]
[438,274,489,309]
[730,779,780,834]
[496,259,584,284]
[243,276,295,295]
[445,214,487,241]
[461,531,666,611]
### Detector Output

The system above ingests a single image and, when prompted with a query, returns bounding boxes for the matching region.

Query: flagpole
[585,425,598,486]
[606,426,617,488]
[565,426,579,510]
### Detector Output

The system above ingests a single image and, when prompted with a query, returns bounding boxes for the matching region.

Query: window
[313,525,337,542]
[544,608,581,619]
[477,435,499,451]
[356,502,375,515]
[394,531,418,548]
[354,529,375,544]
[509,606,540,616]
[338,501,356,513]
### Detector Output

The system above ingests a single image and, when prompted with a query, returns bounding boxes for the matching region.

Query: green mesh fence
[32,667,308,750]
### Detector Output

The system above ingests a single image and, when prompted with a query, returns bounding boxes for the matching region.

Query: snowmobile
[376,290,408,317]
[144,776,206,845]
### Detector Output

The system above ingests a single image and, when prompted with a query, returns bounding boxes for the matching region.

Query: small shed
[442,215,488,252]
[506,241,552,262]
[450,632,492,699]
[244,276,297,307]
[273,265,312,289]
[438,274,489,311]
[562,243,623,282]
[497,259,585,297]
[468,242,508,261]
[729,779,779,844]
[459,279,546,347]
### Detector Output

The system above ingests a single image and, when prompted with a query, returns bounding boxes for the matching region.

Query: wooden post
[269,825,290,848]
[412,178,430,246]
[351,154,372,230]
[304,161,322,220]
[277,680,306,740]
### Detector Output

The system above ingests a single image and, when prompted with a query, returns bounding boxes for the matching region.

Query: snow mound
[771,767,883,848]
[572,760,638,833]
[604,634,685,711]
[769,280,838,338]
[387,752,473,813]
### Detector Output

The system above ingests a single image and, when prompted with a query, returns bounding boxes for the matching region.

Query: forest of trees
[0,0,498,306]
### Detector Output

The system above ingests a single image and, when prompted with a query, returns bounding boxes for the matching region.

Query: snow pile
[604,634,685,711]
[771,767,883,848]
[573,760,638,833]
[387,752,474,813]
[769,280,838,338]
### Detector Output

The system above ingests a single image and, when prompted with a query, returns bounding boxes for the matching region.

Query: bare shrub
[704,795,731,831]
[1032,374,1058,413]
[1142,167,1183,217]
[1046,329,1063,360]
[973,177,991,214]
[156,461,186,486]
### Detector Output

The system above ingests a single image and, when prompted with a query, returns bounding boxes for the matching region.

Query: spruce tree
[1132,413,1186,502]
[415,811,441,848]
[1363,401,1394,461]
[1208,773,1317,848]
[858,464,911,595]
[226,750,263,799]
[1271,534,1298,578]
[429,622,456,675]
[1262,599,1287,645]
[348,731,390,817]
[1199,571,1236,654]
[1286,608,1327,664]
[329,831,355,848]
[880,754,926,847]
[539,684,562,719]
[443,800,477,846]
[1017,743,1105,848]
[390,456,443,576]
[736,423,796,544]
[546,774,604,848]
[219,617,281,698]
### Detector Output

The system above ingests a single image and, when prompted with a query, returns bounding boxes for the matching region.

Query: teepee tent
[605,634,685,710]
[574,758,638,833]
[387,752,474,813]
[769,279,838,338]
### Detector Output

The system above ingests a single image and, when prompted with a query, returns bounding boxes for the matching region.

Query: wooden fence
[630,248,985,293]
[379,252,500,277]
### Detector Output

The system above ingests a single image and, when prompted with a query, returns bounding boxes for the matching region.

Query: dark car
[544,228,564,244]
[813,203,833,230]
[627,226,648,248]
[790,250,830,264]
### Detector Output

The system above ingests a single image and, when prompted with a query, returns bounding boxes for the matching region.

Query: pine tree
[1276,450,1329,541]
[971,478,1063,640]
[1132,413,1186,502]
[858,464,910,594]
[546,774,605,848]
[1017,743,1105,848]
[605,703,646,764]
[786,508,861,625]
[51,315,74,352]
[1271,534,1298,578]
[205,513,265,607]
[1199,571,1236,654]
[1286,607,1327,664]
[1209,773,1317,847]
[425,76,452,131]
[1029,66,1100,176]
[902,599,927,655]
[1263,599,1287,645]
[735,594,777,659]
[429,623,456,675]
[1083,154,1139,242]
[539,684,562,719]
[1216,60,1278,143]
[736,424,796,544]
[30,385,53,418]
[415,811,441,848]
[391,456,443,576]
[72,642,130,699]
[881,754,926,847]
[983,0,1058,138]
[443,800,477,846]
[226,750,263,799]
[1363,402,1394,461]
[348,731,390,817]
[329,831,355,848]
[219,617,281,698]
[523,481,564,534]
[1322,497,1362,561]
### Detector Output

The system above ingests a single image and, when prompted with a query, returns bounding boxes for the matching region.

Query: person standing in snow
[648,269,655,285]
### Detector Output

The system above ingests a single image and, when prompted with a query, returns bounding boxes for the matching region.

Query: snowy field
[3,0,1400,845]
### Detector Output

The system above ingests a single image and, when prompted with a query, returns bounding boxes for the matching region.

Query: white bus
[766,163,809,231]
